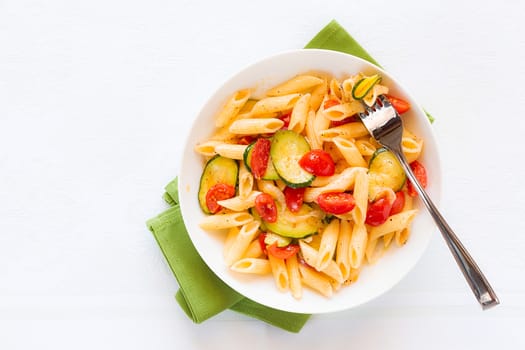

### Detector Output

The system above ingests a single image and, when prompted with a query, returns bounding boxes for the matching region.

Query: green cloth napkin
[147,178,309,332]
[147,19,400,333]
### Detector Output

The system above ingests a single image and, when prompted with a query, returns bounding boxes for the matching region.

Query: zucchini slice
[243,140,279,180]
[264,232,292,247]
[254,203,322,239]
[368,148,406,200]
[352,74,381,100]
[198,155,239,214]
[270,130,315,188]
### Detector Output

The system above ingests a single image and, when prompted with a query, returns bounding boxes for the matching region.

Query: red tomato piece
[267,243,300,260]
[331,115,358,127]
[323,99,341,110]
[237,135,255,145]
[389,191,406,216]
[258,233,268,255]
[317,192,356,215]
[407,161,428,197]
[279,111,291,129]
[205,183,236,214]
[299,149,335,176]
[365,197,392,226]
[385,95,411,114]
[251,138,271,179]
[255,193,278,223]
[283,186,305,213]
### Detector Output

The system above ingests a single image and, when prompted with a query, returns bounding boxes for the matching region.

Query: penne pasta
[332,137,368,168]
[224,220,260,266]
[369,210,418,240]
[217,191,261,212]
[316,219,340,271]
[329,78,343,100]
[288,93,311,134]
[196,70,426,299]
[199,212,253,230]
[214,143,248,160]
[341,74,362,102]
[243,237,265,259]
[268,254,289,292]
[323,100,364,121]
[309,77,328,111]
[355,138,377,156]
[194,140,222,157]
[238,162,254,199]
[229,118,284,135]
[250,94,301,116]
[363,84,389,107]
[299,240,343,284]
[231,258,271,274]
[286,254,303,300]
[352,167,369,225]
[319,122,369,141]
[336,219,353,281]
[305,109,321,150]
[265,75,324,96]
[402,134,424,164]
[349,223,368,269]
[304,167,362,202]
[312,107,331,148]
[299,264,333,298]
[215,89,251,128]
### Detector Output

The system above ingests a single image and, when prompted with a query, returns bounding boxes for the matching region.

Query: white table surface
[1,0,524,349]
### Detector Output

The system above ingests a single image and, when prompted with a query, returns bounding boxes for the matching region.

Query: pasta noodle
[195,70,426,300]
[229,118,284,135]
[265,75,324,96]
[288,93,311,134]
[250,94,301,116]
[215,89,251,128]
[224,220,260,266]
[286,254,303,300]
[231,258,271,274]
[268,254,289,292]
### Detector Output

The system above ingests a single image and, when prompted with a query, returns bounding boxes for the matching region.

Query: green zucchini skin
[352,74,381,100]
[198,155,239,214]
[243,140,280,180]
[368,148,406,200]
[270,130,315,188]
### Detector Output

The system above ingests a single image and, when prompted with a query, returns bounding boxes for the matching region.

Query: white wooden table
[1,1,524,348]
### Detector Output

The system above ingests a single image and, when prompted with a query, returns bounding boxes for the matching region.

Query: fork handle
[391,149,499,309]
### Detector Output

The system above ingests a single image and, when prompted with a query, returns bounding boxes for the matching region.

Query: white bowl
[179,49,441,314]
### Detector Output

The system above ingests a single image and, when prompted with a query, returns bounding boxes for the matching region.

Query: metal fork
[358,95,499,310]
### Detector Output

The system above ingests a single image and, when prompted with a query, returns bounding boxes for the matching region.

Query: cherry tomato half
[267,243,300,260]
[323,98,341,110]
[284,186,305,213]
[390,191,406,216]
[279,111,291,129]
[317,192,356,215]
[299,149,335,176]
[407,160,428,197]
[385,95,411,114]
[255,193,277,223]
[205,183,236,214]
[258,232,268,255]
[365,197,392,226]
[331,115,358,127]
[237,135,255,145]
[251,138,271,179]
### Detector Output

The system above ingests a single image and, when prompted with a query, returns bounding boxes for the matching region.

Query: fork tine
[377,95,391,109]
